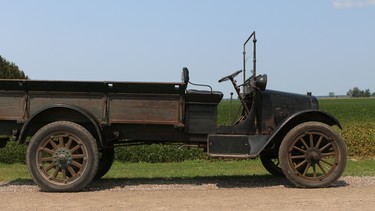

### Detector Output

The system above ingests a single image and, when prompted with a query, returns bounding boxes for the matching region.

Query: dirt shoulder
[1,176,374,210]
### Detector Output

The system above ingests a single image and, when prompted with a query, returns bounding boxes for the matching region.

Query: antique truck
[0,32,346,192]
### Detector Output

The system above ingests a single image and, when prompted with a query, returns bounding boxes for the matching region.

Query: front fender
[279,109,341,130]
[267,109,342,145]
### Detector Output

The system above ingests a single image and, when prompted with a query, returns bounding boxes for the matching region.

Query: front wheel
[26,121,99,192]
[279,122,347,188]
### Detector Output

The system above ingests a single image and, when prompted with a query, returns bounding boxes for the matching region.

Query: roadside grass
[1,159,374,182]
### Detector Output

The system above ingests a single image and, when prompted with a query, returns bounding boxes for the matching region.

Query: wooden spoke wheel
[27,121,99,192]
[279,122,347,188]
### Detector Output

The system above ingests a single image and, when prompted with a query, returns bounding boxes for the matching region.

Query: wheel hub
[305,148,321,164]
[53,148,72,168]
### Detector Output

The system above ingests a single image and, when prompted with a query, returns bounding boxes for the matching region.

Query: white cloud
[332,0,375,8]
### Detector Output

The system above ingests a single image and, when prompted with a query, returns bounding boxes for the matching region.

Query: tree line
[0,55,29,79]
[346,87,375,98]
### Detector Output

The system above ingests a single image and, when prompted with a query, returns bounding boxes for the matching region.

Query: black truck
[0,32,346,191]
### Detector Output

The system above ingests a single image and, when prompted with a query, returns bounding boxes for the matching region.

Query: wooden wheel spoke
[320,158,334,167]
[291,155,305,159]
[65,138,73,149]
[41,157,54,162]
[303,162,311,176]
[58,136,64,147]
[67,166,76,177]
[317,162,327,174]
[42,147,55,155]
[294,159,307,170]
[52,167,60,178]
[49,138,59,150]
[292,146,306,153]
[312,164,317,177]
[70,145,81,153]
[72,154,85,159]
[71,160,83,169]
[316,136,324,148]
[300,137,310,149]
[62,168,67,180]
[309,133,314,148]
[45,162,55,172]
[321,152,335,157]
[319,142,332,152]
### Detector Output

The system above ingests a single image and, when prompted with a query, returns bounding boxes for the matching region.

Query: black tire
[94,147,115,179]
[26,121,99,192]
[260,154,285,177]
[279,122,347,188]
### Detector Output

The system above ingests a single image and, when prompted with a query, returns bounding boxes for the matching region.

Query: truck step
[207,134,268,158]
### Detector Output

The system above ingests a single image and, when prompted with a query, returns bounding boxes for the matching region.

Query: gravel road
[1,176,374,210]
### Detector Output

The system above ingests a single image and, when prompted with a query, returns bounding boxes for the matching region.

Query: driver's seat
[181,67,223,103]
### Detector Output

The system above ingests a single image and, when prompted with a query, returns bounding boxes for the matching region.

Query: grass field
[319,98,375,124]
[1,159,375,182]
[320,98,375,158]
[218,97,375,125]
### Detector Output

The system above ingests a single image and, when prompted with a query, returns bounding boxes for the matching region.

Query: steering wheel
[218,70,242,83]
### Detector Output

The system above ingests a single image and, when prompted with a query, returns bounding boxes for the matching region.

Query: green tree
[346,89,353,97]
[347,87,372,98]
[364,89,371,97]
[329,92,335,97]
[352,87,361,97]
[0,55,29,79]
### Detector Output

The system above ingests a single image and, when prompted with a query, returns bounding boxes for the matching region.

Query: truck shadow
[86,175,349,191]
[1,175,349,192]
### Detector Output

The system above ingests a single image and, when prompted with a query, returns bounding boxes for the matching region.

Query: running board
[207,134,268,158]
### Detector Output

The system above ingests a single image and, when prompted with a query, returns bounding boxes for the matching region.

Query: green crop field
[320,98,375,158]
[319,98,375,124]
[218,97,375,158]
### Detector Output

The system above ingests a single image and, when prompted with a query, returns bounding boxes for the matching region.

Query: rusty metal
[108,93,181,125]
[0,91,24,121]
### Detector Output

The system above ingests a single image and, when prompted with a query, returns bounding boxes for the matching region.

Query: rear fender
[18,104,104,147]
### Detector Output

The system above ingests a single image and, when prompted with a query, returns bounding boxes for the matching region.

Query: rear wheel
[260,154,284,177]
[26,121,99,192]
[279,122,347,188]
[95,147,115,179]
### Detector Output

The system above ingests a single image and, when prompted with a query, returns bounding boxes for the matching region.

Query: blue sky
[1,0,374,97]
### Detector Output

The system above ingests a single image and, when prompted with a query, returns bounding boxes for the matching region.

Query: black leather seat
[186,89,223,103]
